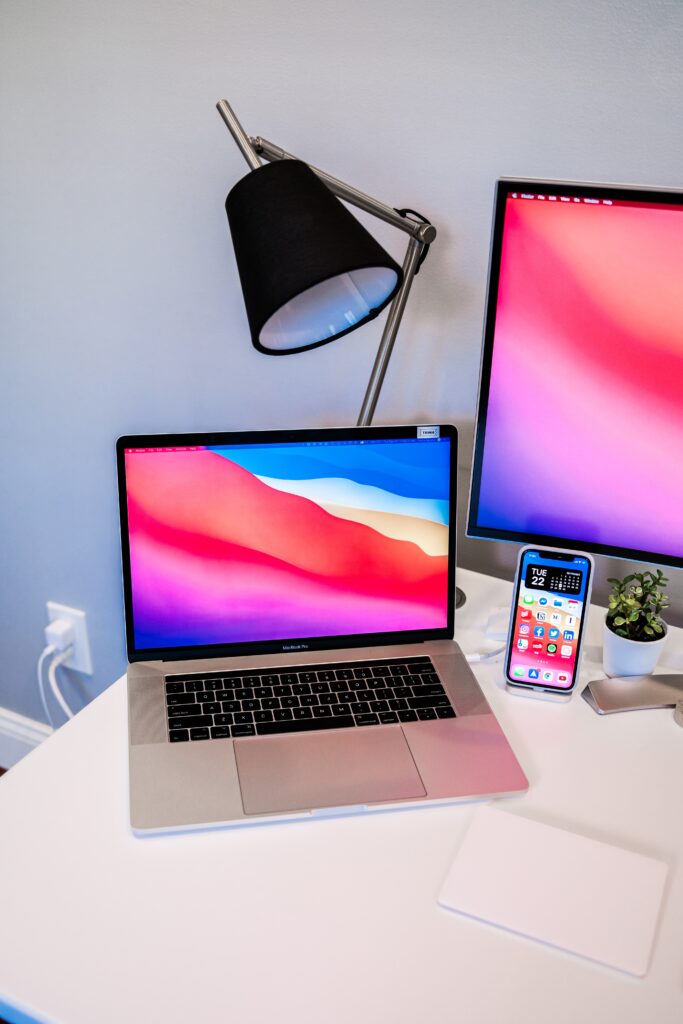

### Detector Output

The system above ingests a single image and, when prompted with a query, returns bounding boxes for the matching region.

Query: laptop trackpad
[235,728,426,815]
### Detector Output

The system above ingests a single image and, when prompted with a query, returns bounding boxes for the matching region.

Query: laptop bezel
[116,424,457,664]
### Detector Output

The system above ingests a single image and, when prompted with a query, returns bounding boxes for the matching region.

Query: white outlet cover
[46,602,93,675]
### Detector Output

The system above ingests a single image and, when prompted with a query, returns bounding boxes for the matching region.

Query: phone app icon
[560,644,572,657]
[547,643,557,654]
[523,594,535,605]
[528,669,540,680]
[542,671,554,682]
[513,666,525,678]
[517,638,529,649]
[538,597,548,606]
[567,600,579,612]
[563,630,574,641]
[565,616,576,628]
[533,626,545,637]
[536,611,547,622]
[548,628,560,639]
[553,599,563,608]
[558,674,569,683]
[520,609,531,619]
[550,612,561,625]
[519,624,530,635]
[531,641,543,651]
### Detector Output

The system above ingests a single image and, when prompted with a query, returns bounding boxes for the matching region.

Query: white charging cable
[465,644,506,664]
[36,618,76,725]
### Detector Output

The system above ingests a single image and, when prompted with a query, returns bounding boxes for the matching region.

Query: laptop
[116,424,528,833]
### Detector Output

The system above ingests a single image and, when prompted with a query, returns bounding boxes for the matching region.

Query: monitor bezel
[467,178,683,571]
[117,424,458,663]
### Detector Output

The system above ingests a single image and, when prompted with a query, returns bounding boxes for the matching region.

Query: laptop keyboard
[164,656,456,742]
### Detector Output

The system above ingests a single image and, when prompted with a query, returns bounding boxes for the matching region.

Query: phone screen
[506,549,592,692]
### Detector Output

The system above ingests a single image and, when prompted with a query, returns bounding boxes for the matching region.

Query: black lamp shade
[225,160,403,354]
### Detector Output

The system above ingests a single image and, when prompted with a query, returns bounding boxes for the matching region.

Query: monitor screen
[468,180,683,569]
[117,427,455,660]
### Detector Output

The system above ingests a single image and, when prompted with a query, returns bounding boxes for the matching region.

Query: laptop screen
[117,426,456,661]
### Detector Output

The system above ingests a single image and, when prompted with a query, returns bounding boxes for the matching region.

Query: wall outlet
[46,602,93,675]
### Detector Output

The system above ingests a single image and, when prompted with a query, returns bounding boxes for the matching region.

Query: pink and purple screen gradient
[477,194,683,559]
[124,440,451,650]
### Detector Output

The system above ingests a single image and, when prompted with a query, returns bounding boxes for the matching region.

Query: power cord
[465,645,506,664]
[36,617,77,726]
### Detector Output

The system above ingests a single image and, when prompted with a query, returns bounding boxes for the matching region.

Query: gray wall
[2,0,682,722]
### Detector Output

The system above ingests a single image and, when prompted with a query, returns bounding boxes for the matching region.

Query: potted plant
[603,569,669,677]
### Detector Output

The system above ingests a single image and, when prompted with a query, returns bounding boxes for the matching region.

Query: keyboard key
[369,700,389,713]
[165,705,197,718]
[335,669,354,680]
[408,695,450,710]
[204,679,222,691]
[299,672,317,684]
[254,687,273,699]
[312,682,330,694]
[166,693,196,707]
[300,694,318,707]
[165,682,184,694]
[273,685,292,697]
[242,676,258,687]
[312,706,333,718]
[242,699,260,712]
[190,727,210,740]
[330,680,349,693]
[256,715,355,736]
[390,664,409,676]
[274,709,294,721]
[355,714,380,726]
[234,712,254,725]
[397,710,418,723]
[436,707,456,719]
[389,698,408,711]
[293,707,313,720]
[319,693,338,705]
[354,702,371,715]
[332,703,351,716]
[210,726,231,739]
[185,680,204,692]
[317,670,335,682]
[231,724,256,737]
[355,690,374,703]
[281,696,299,709]
[371,665,391,677]
[379,712,399,724]
[169,729,189,742]
[280,674,297,686]
[196,692,215,703]
[168,715,211,729]
[393,686,411,698]
[235,688,254,701]
[413,684,446,697]
[222,700,241,714]
[215,713,233,726]
[202,702,221,715]
[292,683,312,695]
[262,697,280,710]
[374,688,393,701]
[254,710,274,723]
[417,708,438,721]
[354,667,372,679]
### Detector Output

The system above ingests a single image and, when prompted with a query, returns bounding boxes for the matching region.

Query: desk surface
[1,569,682,1024]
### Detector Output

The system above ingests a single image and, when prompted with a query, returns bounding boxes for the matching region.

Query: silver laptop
[117,424,527,833]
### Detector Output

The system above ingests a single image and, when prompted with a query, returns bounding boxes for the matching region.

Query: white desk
[1,569,682,1024]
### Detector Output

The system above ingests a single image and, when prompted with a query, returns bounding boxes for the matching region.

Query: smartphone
[505,546,594,701]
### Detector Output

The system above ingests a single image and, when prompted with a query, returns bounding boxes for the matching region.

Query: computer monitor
[468,178,683,570]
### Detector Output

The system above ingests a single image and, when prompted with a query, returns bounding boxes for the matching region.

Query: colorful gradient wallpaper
[124,439,451,650]
[476,193,683,560]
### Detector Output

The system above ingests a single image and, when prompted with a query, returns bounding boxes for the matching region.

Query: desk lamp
[217,99,436,426]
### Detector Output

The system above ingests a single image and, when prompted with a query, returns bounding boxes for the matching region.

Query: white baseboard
[0,706,53,769]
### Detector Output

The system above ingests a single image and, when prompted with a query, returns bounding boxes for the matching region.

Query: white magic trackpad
[235,727,426,815]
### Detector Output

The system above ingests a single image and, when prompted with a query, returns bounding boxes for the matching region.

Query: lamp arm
[357,235,425,426]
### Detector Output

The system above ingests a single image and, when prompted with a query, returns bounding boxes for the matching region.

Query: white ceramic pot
[602,619,667,677]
